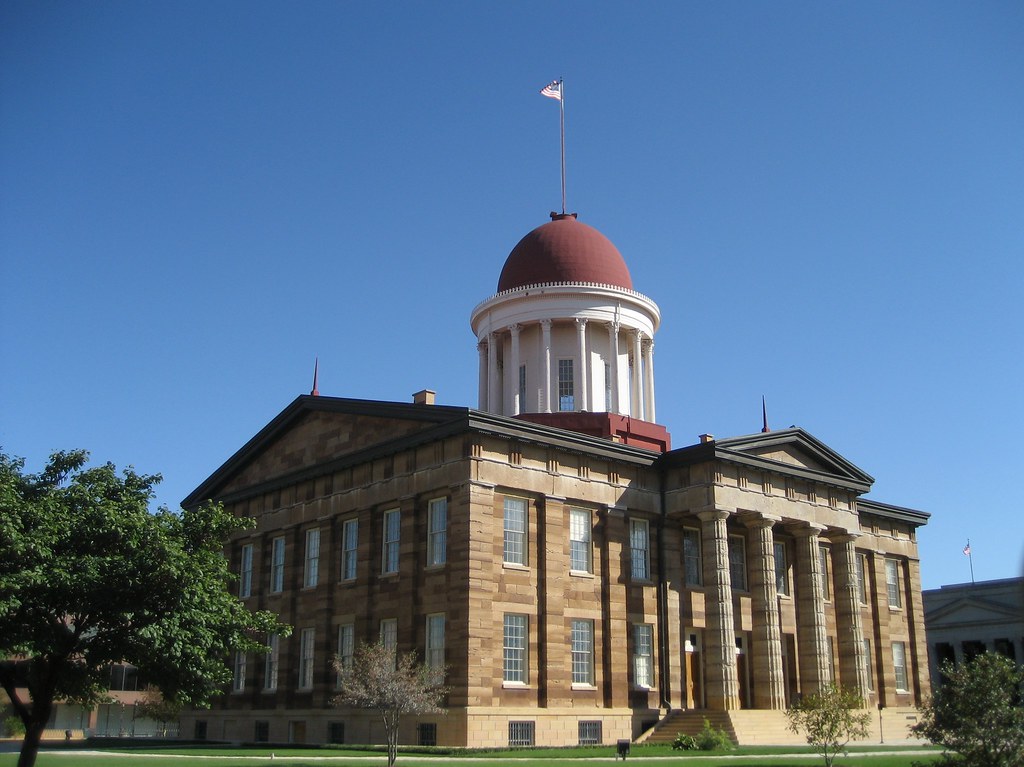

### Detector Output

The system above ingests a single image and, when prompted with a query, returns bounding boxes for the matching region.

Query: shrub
[694,718,734,750]
[671,732,696,750]
[4,715,26,737]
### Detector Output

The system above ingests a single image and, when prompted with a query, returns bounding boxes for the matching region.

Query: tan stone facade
[179,396,929,747]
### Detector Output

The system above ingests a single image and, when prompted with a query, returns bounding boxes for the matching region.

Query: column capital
[696,508,730,523]
[790,522,827,538]
[540,318,552,330]
[740,512,781,529]
[829,531,861,544]
[477,340,487,352]
[508,323,521,335]
[575,317,588,329]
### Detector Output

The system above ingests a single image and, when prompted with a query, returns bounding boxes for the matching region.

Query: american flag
[540,80,562,101]
[963,543,971,556]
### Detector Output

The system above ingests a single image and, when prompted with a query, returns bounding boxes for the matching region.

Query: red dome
[497,214,633,292]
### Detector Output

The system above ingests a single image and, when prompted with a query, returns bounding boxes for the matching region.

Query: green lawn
[0,742,944,767]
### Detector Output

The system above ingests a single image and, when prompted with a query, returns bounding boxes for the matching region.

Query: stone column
[541,319,552,413]
[905,558,931,705]
[642,337,656,422]
[743,514,786,709]
[509,324,521,415]
[487,331,500,416]
[832,534,870,702]
[697,509,740,710]
[630,330,644,418]
[608,322,621,414]
[477,340,488,411]
[575,318,588,412]
[793,524,831,695]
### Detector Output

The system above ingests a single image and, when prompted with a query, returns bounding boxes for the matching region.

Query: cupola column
[642,338,656,422]
[509,324,522,416]
[631,330,645,419]
[575,318,588,412]
[487,332,500,415]
[477,340,488,411]
[607,322,621,414]
[541,319,553,413]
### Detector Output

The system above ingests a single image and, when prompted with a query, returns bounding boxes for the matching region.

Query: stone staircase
[639,709,804,746]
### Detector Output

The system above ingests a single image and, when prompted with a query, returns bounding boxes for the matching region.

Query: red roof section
[497,213,634,292]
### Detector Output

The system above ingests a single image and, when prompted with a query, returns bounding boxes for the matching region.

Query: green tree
[135,685,183,737]
[786,683,871,767]
[333,642,447,767]
[912,652,1024,767]
[0,450,289,767]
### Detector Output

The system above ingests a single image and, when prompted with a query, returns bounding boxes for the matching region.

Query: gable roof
[659,427,875,493]
[182,395,661,508]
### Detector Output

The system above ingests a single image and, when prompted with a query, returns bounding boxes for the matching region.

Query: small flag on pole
[963,543,971,556]
[540,80,562,101]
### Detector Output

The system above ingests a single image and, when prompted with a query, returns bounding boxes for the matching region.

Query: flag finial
[761,396,770,433]
[311,357,320,397]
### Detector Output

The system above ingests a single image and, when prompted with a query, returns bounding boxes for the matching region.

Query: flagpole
[967,539,975,585]
[559,77,566,215]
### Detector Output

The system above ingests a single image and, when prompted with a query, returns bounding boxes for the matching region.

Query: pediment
[926,595,1024,627]
[713,428,874,490]
[183,395,468,507]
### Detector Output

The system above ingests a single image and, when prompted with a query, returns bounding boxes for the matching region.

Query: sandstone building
[180,214,930,746]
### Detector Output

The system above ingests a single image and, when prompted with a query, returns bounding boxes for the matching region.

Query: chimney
[412,389,436,406]
[698,433,714,444]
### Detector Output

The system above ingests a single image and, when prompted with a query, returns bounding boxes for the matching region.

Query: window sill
[425,563,447,572]
[571,683,598,691]
[569,570,594,579]
[502,681,531,689]
[631,578,653,585]
[503,562,530,572]
[261,688,278,695]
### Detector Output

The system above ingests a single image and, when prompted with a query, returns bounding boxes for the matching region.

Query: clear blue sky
[2,1,1022,590]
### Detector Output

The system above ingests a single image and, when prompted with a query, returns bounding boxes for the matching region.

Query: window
[298,628,315,690]
[569,508,592,573]
[270,536,285,593]
[341,519,358,581]
[578,720,602,745]
[863,639,873,691]
[633,624,654,688]
[426,614,445,683]
[336,624,354,687]
[774,541,789,596]
[518,364,527,409]
[418,723,437,746]
[380,618,398,652]
[571,619,594,686]
[239,543,253,598]
[503,497,528,565]
[630,519,650,580]
[892,641,908,692]
[856,553,868,605]
[265,633,280,691]
[819,545,831,600]
[304,529,320,588]
[885,559,902,608]
[503,614,528,683]
[327,722,345,745]
[382,509,400,574]
[728,534,747,591]
[682,528,702,587]
[508,721,535,747]
[254,721,269,743]
[232,651,246,692]
[558,359,574,411]
[427,498,447,566]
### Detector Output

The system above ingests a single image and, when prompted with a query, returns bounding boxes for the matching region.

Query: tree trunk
[17,719,46,767]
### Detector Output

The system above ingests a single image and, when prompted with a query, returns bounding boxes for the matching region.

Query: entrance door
[289,721,307,744]
[684,632,703,708]
[735,635,750,709]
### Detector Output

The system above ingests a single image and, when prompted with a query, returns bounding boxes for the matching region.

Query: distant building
[922,577,1024,685]
[180,213,931,747]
